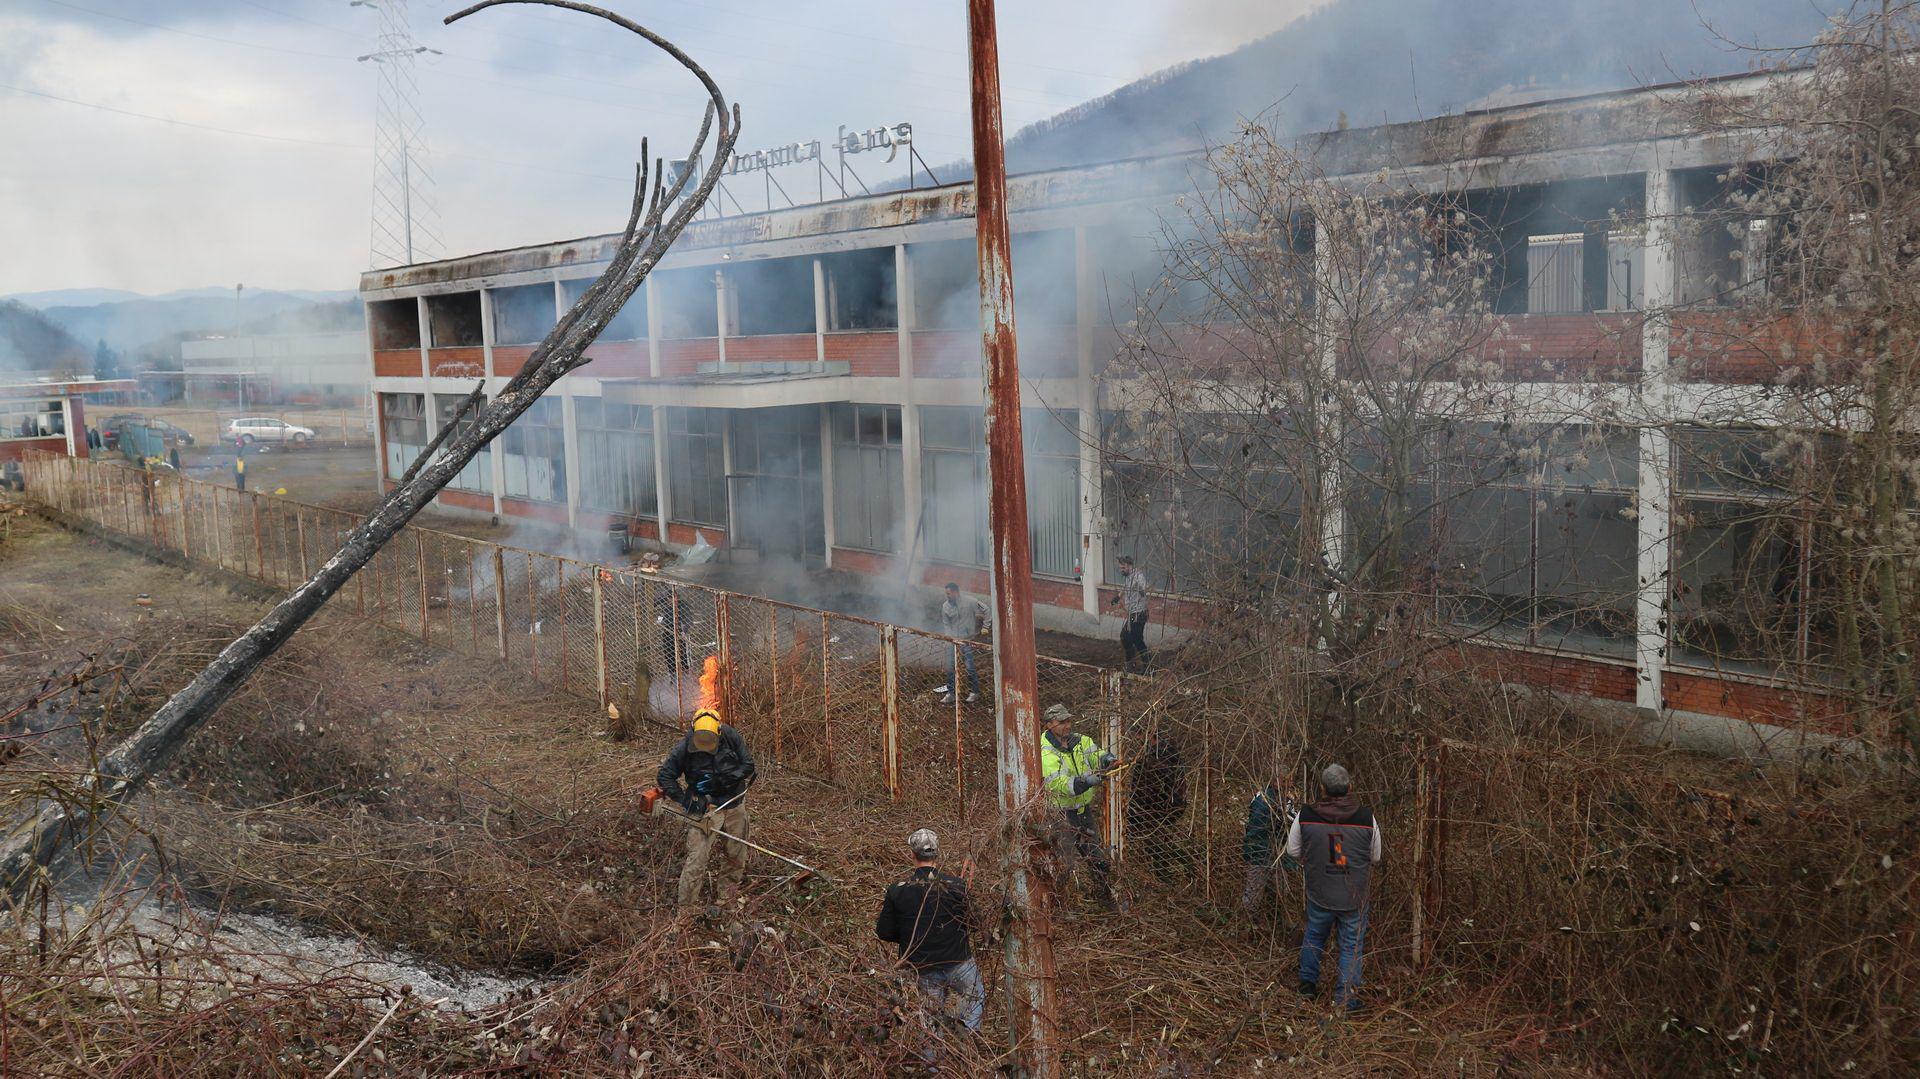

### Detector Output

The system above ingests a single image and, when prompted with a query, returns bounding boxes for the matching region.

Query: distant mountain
[943,0,1831,179]
[3,288,146,310]
[0,300,89,376]
[39,291,359,355]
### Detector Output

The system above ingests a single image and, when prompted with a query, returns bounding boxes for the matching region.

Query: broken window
[559,276,647,341]
[369,299,421,350]
[824,248,897,331]
[909,239,980,331]
[1025,408,1082,579]
[1087,222,1209,326]
[920,405,987,565]
[500,397,566,504]
[1430,423,1638,657]
[425,292,483,347]
[1670,427,1804,673]
[379,392,426,480]
[655,267,720,339]
[577,397,656,517]
[0,400,63,441]
[491,284,557,346]
[434,392,490,494]
[830,403,903,552]
[665,407,726,527]
[1012,229,1076,328]
[724,255,815,336]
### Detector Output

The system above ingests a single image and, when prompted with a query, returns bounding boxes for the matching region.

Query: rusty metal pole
[880,624,902,800]
[966,1,1059,1071]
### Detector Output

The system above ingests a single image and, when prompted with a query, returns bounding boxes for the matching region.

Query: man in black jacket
[656,707,756,908]
[875,828,983,1033]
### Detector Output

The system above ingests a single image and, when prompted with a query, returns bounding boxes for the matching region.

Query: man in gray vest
[1285,763,1380,1010]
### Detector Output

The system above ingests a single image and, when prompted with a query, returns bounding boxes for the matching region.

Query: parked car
[104,414,195,447]
[225,416,316,445]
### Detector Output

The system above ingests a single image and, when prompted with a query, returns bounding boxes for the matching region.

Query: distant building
[178,332,367,406]
[0,378,140,463]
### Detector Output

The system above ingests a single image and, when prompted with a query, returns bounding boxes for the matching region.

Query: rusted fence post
[593,568,609,708]
[716,591,734,724]
[1104,687,1124,859]
[820,611,834,782]
[178,477,192,558]
[880,625,902,800]
[1412,737,1432,967]
[770,605,783,763]
[211,485,226,571]
[1422,739,1449,968]
[670,586,683,715]
[492,546,508,660]
[558,561,570,691]
[417,530,430,645]
[295,508,308,580]
[527,551,539,682]
[954,642,966,825]
[250,494,265,581]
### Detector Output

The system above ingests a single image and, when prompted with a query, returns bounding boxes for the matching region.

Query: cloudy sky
[0,0,1317,297]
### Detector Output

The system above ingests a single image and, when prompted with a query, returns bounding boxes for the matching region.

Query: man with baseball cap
[656,667,757,910]
[875,828,983,1033]
[1040,703,1117,907]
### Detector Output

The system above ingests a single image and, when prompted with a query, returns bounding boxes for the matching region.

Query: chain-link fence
[18,450,1326,911]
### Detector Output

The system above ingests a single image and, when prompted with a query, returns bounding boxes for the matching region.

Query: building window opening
[578,397,656,518]
[1,400,64,440]
[425,292,483,347]
[724,256,814,336]
[1012,229,1077,328]
[380,392,426,480]
[434,392,490,494]
[831,403,903,552]
[665,407,727,527]
[655,267,719,339]
[910,239,981,332]
[491,284,557,346]
[369,299,421,350]
[501,397,566,503]
[823,248,897,330]
[560,276,646,341]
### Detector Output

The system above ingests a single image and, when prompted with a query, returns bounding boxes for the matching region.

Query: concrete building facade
[361,73,1845,739]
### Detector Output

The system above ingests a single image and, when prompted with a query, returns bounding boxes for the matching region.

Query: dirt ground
[0,504,1572,1075]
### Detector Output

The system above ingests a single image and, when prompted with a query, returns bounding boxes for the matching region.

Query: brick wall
[1664,670,1853,736]
[488,346,533,377]
[581,340,650,378]
[373,348,421,377]
[723,334,816,364]
[1473,314,1643,382]
[660,338,718,376]
[1671,313,1847,384]
[1447,643,1638,703]
[499,496,569,526]
[435,487,493,513]
[0,437,66,464]
[666,521,726,547]
[577,508,663,542]
[823,332,899,377]
[832,547,900,575]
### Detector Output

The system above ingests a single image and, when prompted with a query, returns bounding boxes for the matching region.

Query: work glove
[1097,751,1117,771]
[1070,773,1104,795]
[693,775,713,795]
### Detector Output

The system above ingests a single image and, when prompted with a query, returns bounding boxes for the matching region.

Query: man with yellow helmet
[656,658,757,909]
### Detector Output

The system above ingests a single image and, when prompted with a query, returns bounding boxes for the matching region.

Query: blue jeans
[916,958,984,1032]
[952,644,979,696]
[1299,899,1367,1006]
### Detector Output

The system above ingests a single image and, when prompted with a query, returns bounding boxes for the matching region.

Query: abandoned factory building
[360,72,1829,737]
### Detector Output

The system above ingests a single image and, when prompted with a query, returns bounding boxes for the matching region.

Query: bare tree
[1680,0,1920,759]
[2,0,741,899]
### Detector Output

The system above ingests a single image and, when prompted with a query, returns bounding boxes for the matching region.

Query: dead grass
[3,505,1914,1075]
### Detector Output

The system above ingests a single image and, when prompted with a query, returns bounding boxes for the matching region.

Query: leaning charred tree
[1,0,740,900]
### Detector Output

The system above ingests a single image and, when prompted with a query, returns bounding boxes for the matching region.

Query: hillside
[0,300,89,375]
[986,0,1829,176]
[40,290,357,355]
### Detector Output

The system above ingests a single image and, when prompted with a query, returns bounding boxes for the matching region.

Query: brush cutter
[638,786,827,886]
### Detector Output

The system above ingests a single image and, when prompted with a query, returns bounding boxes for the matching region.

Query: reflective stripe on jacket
[1040,732,1101,811]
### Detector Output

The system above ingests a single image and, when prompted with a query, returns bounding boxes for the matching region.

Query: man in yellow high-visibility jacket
[1039,703,1115,907]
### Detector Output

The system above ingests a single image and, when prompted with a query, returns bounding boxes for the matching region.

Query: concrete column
[645,274,662,378]
[652,404,672,543]
[813,257,829,363]
[819,402,835,566]
[1635,166,1679,714]
[561,391,582,530]
[714,267,729,366]
[476,289,502,515]
[1074,226,1103,616]
[365,299,387,481]
[895,244,924,576]
[720,408,736,538]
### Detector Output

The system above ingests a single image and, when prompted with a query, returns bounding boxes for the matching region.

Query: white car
[226,416,316,445]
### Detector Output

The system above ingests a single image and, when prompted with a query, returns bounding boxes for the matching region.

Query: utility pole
[354,0,443,268]
[966,1,1060,1074]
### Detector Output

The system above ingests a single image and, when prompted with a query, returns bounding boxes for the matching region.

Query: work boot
[1296,980,1318,999]
[965,692,979,703]
[938,692,954,704]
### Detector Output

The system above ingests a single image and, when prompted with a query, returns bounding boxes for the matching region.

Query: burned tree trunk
[1,0,740,901]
